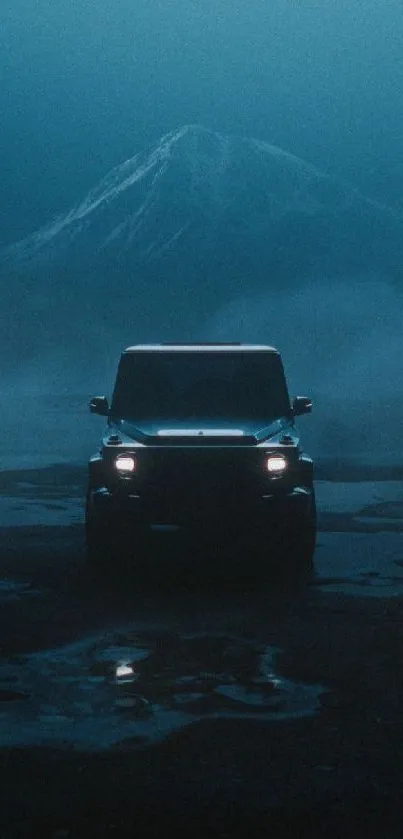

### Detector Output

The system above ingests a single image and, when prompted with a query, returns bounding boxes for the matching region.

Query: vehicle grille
[136,447,273,509]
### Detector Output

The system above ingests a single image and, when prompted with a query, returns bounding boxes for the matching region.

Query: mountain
[2,124,403,378]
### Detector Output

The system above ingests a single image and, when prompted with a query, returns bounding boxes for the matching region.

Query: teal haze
[1,0,403,461]
[1,0,403,244]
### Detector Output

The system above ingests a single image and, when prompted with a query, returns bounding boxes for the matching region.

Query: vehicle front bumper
[87,484,314,533]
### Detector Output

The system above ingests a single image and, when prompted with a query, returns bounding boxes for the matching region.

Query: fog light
[115,455,136,473]
[267,455,287,474]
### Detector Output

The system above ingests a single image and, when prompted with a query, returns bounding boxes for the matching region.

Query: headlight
[115,454,137,474]
[266,454,288,474]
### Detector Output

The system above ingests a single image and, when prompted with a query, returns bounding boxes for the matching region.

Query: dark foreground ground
[1,464,403,837]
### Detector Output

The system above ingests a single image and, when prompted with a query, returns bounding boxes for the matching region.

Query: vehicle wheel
[84,490,118,572]
[85,515,114,572]
[292,491,317,574]
[254,492,317,577]
[85,500,148,574]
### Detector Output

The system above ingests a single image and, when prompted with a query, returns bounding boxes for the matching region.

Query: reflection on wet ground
[0,631,324,750]
[0,466,84,525]
[315,531,403,597]
[2,465,403,752]
[313,480,403,597]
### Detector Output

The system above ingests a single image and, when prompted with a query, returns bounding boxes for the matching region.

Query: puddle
[313,482,403,597]
[0,496,83,527]
[0,630,324,751]
[314,532,403,597]
[316,481,403,516]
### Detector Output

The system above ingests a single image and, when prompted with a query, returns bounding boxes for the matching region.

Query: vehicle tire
[85,514,114,573]
[292,490,317,574]
[84,489,121,573]
[85,497,148,574]
[254,491,317,577]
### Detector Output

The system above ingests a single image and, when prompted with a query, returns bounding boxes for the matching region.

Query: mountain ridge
[7,124,401,269]
[2,125,403,377]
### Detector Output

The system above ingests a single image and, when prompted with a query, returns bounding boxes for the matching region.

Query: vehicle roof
[123,343,280,353]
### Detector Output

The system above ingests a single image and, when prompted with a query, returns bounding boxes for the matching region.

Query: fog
[207,276,403,462]
[2,0,403,244]
[1,1,403,468]
[1,273,402,469]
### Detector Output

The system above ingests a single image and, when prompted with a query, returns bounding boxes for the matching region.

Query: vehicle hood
[106,416,294,446]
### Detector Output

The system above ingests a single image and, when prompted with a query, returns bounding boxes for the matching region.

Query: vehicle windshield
[111,351,291,421]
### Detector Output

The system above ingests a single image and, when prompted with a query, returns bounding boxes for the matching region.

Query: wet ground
[2,463,403,837]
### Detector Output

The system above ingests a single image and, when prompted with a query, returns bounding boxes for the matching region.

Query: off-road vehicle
[86,343,316,569]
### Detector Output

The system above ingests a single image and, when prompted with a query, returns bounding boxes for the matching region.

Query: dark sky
[2,0,403,246]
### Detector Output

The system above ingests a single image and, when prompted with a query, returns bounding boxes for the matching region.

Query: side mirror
[89,396,109,416]
[292,396,313,417]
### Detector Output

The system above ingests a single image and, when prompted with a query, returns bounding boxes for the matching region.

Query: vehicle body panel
[86,344,315,555]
